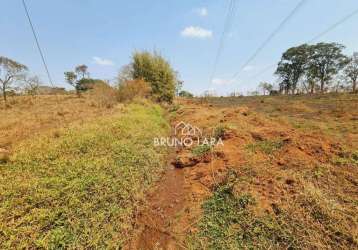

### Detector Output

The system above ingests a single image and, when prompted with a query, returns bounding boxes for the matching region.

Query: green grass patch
[246,140,284,155]
[332,151,358,166]
[213,125,226,140]
[191,144,211,157]
[0,102,169,249]
[188,180,300,249]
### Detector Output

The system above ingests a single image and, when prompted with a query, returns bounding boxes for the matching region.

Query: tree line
[0,51,185,107]
[274,42,357,94]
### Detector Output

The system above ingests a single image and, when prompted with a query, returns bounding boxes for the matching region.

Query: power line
[230,0,307,81]
[209,0,238,85]
[22,0,55,87]
[308,7,358,43]
[249,6,358,81]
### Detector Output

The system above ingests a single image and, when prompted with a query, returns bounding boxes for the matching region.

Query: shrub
[88,82,118,108]
[179,90,194,98]
[131,51,177,103]
[77,78,106,92]
[213,125,226,140]
[117,79,152,102]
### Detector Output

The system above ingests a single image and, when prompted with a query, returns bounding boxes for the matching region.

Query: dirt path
[125,101,239,248]
[126,101,249,249]
[127,163,186,249]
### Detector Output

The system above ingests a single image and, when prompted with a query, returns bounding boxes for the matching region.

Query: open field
[2,1,358,248]
[0,94,118,151]
[0,93,357,249]
[197,93,358,148]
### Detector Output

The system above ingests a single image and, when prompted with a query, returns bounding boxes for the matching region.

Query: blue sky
[1,0,358,95]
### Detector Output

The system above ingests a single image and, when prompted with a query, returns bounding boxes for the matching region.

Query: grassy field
[0,94,118,150]
[0,93,357,249]
[0,99,169,248]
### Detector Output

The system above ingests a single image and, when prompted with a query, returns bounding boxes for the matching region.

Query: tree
[131,51,176,103]
[75,64,89,79]
[0,56,28,104]
[275,44,310,94]
[117,64,133,85]
[248,90,260,96]
[23,75,41,96]
[178,90,194,98]
[307,43,348,93]
[176,80,183,96]
[64,71,79,96]
[258,82,273,95]
[276,63,293,94]
[344,52,358,93]
[64,64,93,96]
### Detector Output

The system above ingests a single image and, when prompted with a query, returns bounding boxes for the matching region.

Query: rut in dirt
[126,160,186,250]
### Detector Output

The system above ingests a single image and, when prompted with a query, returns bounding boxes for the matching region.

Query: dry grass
[117,79,152,102]
[0,94,120,151]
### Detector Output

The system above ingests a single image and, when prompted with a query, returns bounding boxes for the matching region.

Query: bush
[88,82,118,108]
[213,125,226,140]
[131,51,176,103]
[117,79,152,102]
[77,78,106,92]
[179,90,194,98]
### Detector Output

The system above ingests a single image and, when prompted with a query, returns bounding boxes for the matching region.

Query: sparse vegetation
[182,93,357,250]
[246,139,284,155]
[189,175,300,250]
[213,125,227,140]
[1,25,357,249]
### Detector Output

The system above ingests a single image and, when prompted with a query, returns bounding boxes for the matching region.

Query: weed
[189,183,300,249]
[213,125,226,140]
[192,144,211,157]
[168,104,181,113]
[246,140,284,155]
[333,150,358,166]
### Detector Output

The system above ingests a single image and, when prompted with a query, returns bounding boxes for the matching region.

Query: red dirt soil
[126,98,358,249]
